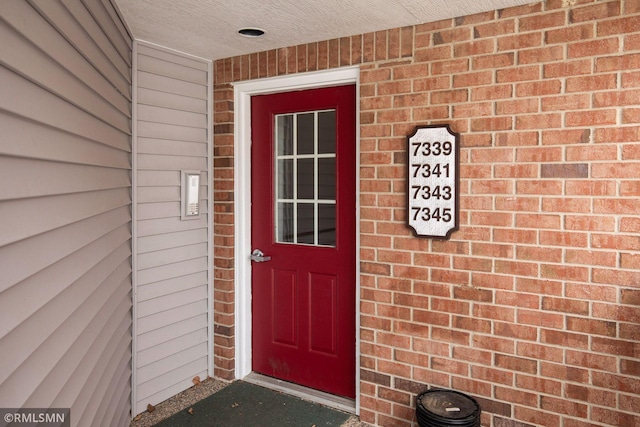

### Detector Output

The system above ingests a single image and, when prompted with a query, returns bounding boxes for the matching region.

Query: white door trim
[233,66,360,412]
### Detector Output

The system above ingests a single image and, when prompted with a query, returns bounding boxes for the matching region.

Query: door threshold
[243,372,356,414]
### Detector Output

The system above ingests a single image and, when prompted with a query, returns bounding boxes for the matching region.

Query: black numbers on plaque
[412,141,453,157]
[411,185,452,200]
[411,163,451,179]
[411,207,453,223]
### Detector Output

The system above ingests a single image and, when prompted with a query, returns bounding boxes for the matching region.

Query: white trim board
[233,66,361,414]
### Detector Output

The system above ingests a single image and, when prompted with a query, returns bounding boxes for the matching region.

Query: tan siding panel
[0,114,130,168]
[137,285,207,317]
[137,43,207,71]
[137,170,180,187]
[137,328,208,369]
[137,313,207,351]
[133,42,210,415]
[138,53,207,85]
[137,272,207,303]
[137,121,207,143]
[0,22,130,131]
[137,137,207,157]
[0,1,132,424]
[136,365,208,415]
[0,157,130,201]
[137,342,207,384]
[0,188,130,247]
[137,152,207,170]
[137,258,208,287]
[0,227,131,341]
[137,216,207,237]
[29,0,131,103]
[138,104,207,128]
[137,186,181,203]
[137,228,208,254]
[0,66,129,151]
[137,70,207,100]
[138,87,207,113]
[0,1,130,112]
[137,243,208,271]
[0,253,131,405]
[80,0,131,66]
[22,269,130,408]
[0,207,129,296]
[136,299,207,336]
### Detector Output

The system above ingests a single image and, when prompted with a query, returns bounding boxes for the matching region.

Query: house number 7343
[406,125,459,239]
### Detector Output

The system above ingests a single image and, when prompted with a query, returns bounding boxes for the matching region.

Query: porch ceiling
[114,0,534,61]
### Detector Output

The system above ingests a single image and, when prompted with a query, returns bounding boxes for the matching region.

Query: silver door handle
[250,249,271,262]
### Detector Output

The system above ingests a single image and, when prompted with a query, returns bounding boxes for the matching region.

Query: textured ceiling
[114,0,533,61]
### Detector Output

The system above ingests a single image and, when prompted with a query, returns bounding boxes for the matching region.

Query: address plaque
[407,125,460,239]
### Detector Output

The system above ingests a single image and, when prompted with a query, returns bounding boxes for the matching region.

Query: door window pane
[277,202,294,243]
[275,110,337,247]
[318,204,336,246]
[277,115,294,156]
[318,111,336,154]
[317,158,335,200]
[297,204,315,245]
[277,159,293,199]
[297,158,315,199]
[297,113,314,155]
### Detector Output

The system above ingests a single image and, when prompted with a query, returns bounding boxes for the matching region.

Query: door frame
[232,66,360,412]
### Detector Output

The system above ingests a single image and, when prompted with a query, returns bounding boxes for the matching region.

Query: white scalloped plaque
[407,125,459,239]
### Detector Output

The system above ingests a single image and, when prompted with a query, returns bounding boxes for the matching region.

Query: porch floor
[131,378,368,427]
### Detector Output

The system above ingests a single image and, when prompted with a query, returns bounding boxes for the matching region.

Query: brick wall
[212,0,640,426]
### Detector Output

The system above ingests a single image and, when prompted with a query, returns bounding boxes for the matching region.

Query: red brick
[598,15,640,36]
[546,23,594,44]
[594,89,640,107]
[519,311,560,331]
[516,375,562,396]
[542,198,591,216]
[568,37,620,58]
[517,179,563,194]
[474,19,516,38]
[541,361,589,384]
[565,248,617,265]
[519,45,565,64]
[473,52,515,69]
[541,396,588,418]
[564,282,615,306]
[517,342,563,363]
[597,53,640,72]
[591,406,640,427]
[517,245,563,263]
[516,113,562,129]
[565,383,616,406]
[474,303,516,321]
[453,39,494,57]
[494,387,537,408]
[542,93,590,112]
[567,109,618,127]
[595,126,640,142]
[570,1,621,23]
[498,32,543,51]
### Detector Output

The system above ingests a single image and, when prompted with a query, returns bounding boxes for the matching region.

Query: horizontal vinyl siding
[0,1,132,426]
[133,41,211,415]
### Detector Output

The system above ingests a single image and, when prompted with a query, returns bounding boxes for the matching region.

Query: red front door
[251,85,356,398]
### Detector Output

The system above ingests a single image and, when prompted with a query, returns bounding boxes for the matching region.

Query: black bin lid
[417,389,480,423]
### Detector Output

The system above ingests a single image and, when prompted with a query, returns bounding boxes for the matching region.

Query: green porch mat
[154,381,352,427]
